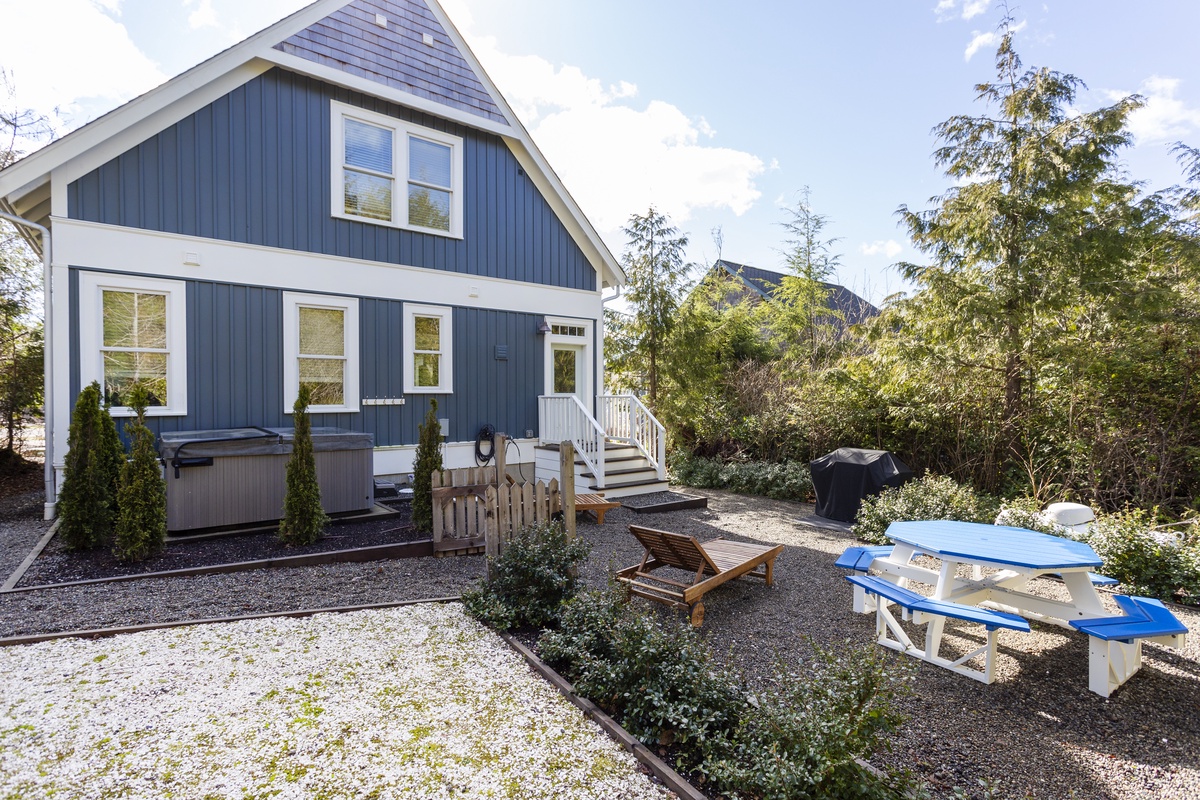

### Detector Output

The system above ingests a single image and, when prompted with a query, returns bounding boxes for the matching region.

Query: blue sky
[2,0,1198,302]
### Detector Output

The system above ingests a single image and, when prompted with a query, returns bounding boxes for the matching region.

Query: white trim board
[51,218,604,320]
[373,438,537,477]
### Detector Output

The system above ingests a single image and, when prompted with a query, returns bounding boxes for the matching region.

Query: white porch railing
[538,395,607,488]
[599,394,667,481]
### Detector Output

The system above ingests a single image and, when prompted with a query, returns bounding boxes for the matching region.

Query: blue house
[0,0,667,519]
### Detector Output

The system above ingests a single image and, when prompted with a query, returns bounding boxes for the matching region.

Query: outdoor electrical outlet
[525,429,534,438]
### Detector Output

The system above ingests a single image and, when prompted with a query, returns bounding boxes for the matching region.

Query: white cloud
[964,30,998,61]
[935,0,958,20]
[860,240,903,259]
[0,0,167,136]
[185,0,219,30]
[935,1,990,21]
[460,32,764,234]
[1106,76,1200,145]
[961,0,990,20]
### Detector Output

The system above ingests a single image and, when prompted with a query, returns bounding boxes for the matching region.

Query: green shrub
[113,385,166,562]
[541,590,917,796]
[411,398,443,535]
[669,451,813,502]
[1084,509,1186,601]
[461,520,589,630]
[57,382,123,550]
[539,587,743,767]
[278,385,327,546]
[701,641,913,800]
[853,474,999,545]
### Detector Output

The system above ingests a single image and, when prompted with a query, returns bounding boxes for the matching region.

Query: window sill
[331,212,464,240]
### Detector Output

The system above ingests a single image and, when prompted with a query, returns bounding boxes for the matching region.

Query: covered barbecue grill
[809,448,913,523]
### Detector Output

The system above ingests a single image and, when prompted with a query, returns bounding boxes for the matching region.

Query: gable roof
[712,259,880,326]
[0,0,624,288]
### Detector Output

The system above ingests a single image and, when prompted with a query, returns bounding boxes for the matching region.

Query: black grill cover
[810,448,914,522]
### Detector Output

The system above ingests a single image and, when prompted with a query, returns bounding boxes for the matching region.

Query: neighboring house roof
[712,259,879,327]
[0,0,624,288]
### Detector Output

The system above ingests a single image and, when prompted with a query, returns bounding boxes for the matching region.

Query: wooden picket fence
[429,441,578,565]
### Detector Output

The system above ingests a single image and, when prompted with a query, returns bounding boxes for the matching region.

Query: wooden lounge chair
[574,492,622,524]
[615,525,783,626]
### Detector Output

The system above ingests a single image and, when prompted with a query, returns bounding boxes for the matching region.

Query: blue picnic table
[840,520,1188,695]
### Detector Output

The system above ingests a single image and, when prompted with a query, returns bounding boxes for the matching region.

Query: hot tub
[158,427,374,532]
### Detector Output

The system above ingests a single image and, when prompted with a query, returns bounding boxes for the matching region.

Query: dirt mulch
[14,502,421,589]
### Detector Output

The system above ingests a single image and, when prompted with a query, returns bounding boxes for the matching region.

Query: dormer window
[331,100,463,237]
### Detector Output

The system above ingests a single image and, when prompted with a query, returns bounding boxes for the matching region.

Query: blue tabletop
[886,520,1103,570]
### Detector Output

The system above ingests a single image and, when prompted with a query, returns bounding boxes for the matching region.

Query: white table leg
[1061,571,1109,619]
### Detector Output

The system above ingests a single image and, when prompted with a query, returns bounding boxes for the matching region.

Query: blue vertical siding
[69,270,545,448]
[67,68,596,292]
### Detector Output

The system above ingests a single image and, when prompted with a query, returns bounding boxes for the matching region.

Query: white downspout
[0,210,54,519]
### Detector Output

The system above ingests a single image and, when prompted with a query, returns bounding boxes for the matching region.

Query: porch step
[581,465,659,482]
[590,479,670,499]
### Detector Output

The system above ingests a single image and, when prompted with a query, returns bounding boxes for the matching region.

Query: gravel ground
[2,486,1198,799]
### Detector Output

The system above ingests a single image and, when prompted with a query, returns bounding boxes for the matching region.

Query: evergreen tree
[896,25,1146,431]
[412,398,443,535]
[113,384,166,562]
[278,385,327,545]
[57,382,122,549]
[771,188,842,371]
[617,207,692,410]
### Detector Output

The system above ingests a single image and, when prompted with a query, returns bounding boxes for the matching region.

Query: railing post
[560,441,576,539]
[657,423,667,480]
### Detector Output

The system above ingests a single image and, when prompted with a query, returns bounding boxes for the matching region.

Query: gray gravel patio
[1,486,1197,799]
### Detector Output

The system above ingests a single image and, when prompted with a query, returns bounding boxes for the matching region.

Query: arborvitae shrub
[57,381,122,550]
[411,398,443,535]
[113,384,167,562]
[278,385,328,546]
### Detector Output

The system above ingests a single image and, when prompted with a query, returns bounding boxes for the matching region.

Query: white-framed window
[78,272,188,416]
[331,100,464,237]
[283,292,360,414]
[404,304,453,394]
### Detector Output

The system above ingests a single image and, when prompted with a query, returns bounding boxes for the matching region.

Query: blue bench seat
[1047,571,1119,587]
[1068,595,1188,697]
[1070,595,1187,642]
[844,574,1029,684]
[834,545,893,572]
[847,575,1030,632]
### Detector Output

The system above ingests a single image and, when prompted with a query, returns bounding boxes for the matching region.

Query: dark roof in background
[713,259,880,326]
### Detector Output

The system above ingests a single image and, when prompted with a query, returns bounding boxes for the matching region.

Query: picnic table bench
[616,525,783,626]
[847,574,1030,684]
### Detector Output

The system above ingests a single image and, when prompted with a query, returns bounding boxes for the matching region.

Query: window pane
[299,307,345,357]
[299,358,345,406]
[408,185,451,231]
[345,118,393,174]
[413,353,440,388]
[103,291,166,349]
[553,348,577,394]
[409,137,451,187]
[414,316,440,352]
[344,170,393,221]
[103,352,167,407]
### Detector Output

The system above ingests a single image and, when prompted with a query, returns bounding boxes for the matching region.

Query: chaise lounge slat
[616,525,783,627]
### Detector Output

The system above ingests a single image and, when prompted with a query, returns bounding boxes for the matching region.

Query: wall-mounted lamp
[536,317,551,335]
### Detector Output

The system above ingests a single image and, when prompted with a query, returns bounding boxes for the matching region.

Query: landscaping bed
[2,487,1199,798]
[12,503,420,589]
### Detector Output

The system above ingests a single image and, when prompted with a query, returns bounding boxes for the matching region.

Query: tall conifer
[412,398,443,534]
[279,385,327,545]
[57,382,122,549]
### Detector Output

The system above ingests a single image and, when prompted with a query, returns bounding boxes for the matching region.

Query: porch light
[536,317,551,335]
